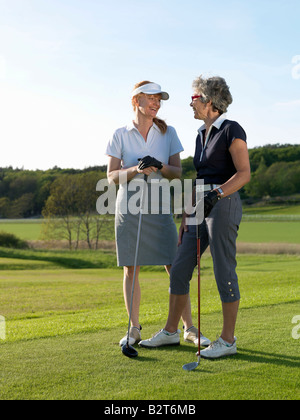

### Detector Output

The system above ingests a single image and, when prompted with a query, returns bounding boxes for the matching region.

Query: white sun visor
[131,83,169,100]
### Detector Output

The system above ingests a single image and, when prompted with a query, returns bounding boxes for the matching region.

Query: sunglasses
[191,95,204,102]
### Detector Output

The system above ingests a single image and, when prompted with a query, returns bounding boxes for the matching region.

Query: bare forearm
[160,164,182,180]
[107,166,139,185]
[219,139,251,197]
[218,170,251,198]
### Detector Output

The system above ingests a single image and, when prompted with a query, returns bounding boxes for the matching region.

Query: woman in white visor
[106,81,210,347]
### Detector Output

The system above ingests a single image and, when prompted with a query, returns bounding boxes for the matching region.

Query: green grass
[0,208,300,400]
[238,221,300,244]
[243,204,300,215]
[0,254,299,400]
[0,247,118,270]
[0,219,43,240]
[1,204,300,244]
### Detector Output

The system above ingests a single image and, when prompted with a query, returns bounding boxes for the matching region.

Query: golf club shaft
[126,174,148,346]
[182,220,202,370]
[197,224,201,359]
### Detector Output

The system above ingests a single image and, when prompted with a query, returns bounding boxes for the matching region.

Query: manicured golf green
[0,254,299,400]
[0,206,299,400]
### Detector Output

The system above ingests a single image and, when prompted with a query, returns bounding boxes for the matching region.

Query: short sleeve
[106,131,122,160]
[226,121,247,147]
[168,126,184,156]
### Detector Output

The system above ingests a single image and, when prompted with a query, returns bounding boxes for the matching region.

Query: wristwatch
[217,187,224,198]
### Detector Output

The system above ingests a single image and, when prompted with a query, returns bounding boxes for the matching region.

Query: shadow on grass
[124,345,212,372]
[131,355,159,362]
[179,344,300,369]
[135,344,300,371]
[237,347,300,368]
[0,246,211,273]
[0,247,115,269]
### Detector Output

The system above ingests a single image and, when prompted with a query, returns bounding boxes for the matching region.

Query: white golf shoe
[184,326,211,347]
[139,329,181,348]
[200,336,237,359]
[119,326,142,347]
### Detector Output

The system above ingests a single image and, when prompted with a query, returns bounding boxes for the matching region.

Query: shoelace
[208,335,234,349]
[208,336,222,349]
[151,329,163,339]
[151,329,176,340]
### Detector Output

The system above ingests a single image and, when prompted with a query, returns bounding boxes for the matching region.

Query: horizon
[1,141,299,172]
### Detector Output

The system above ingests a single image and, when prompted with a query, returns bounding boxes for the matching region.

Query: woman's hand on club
[178,212,189,246]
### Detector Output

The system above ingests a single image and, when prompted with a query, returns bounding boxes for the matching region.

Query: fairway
[1,216,300,245]
[0,219,43,241]
[0,255,299,400]
[238,221,300,244]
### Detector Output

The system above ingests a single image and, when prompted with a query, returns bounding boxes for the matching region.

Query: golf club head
[121,343,138,358]
[182,361,199,371]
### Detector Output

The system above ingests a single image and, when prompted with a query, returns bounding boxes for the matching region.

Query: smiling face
[190,93,209,121]
[134,93,162,120]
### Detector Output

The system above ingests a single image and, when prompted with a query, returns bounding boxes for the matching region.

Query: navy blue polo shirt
[193,117,247,185]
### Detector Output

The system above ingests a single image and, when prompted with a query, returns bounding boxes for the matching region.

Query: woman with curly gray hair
[140,75,251,359]
[192,75,233,114]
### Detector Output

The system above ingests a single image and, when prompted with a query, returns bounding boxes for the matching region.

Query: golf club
[122,174,148,358]
[183,223,201,371]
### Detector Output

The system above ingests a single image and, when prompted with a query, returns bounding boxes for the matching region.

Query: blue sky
[0,0,299,170]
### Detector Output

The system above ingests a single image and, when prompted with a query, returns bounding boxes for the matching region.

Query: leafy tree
[42,174,81,249]
[42,172,112,249]
[244,157,269,198]
[10,193,35,218]
[75,172,105,249]
[0,197,10,218]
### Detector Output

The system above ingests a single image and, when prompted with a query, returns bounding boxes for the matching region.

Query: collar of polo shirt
[197,115,227,135]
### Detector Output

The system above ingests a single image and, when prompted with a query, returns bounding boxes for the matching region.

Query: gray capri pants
[170,192,243,303]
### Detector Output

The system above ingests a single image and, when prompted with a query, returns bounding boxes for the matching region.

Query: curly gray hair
[192,76,233,114]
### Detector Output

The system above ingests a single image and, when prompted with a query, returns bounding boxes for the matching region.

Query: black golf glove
[204,190,220,218]
[138,155,163,170]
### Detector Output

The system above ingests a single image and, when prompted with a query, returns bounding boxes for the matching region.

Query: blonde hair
[132,80,167,134]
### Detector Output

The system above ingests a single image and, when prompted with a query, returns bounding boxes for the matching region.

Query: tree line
[243,144,300,199]
[0,143,300,220]
[0,166,106,219]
